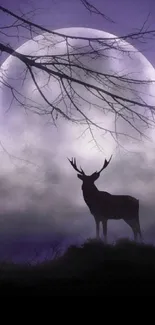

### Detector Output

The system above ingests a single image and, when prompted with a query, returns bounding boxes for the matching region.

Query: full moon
[1,28,155,157]
[0,27,155,261]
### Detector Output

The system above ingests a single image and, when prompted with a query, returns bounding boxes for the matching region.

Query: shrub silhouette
[1,238,155,296]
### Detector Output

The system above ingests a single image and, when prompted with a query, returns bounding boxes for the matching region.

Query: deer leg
[133,229,138,241]
[136,221,142,241]
[96,220,100,240]
[102,219,107,243]
[124,219,138,242]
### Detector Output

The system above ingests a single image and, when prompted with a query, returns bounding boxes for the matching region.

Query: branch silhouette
[0,2,155,149]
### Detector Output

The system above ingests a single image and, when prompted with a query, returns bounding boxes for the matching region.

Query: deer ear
[77,174,84,180]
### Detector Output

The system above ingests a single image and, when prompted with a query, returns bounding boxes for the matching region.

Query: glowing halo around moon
[1,27,155,168]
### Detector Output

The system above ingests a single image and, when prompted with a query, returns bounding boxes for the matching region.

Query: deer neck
[82,183,98,204]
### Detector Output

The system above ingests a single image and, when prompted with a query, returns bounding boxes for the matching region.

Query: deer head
[68,155,112,184]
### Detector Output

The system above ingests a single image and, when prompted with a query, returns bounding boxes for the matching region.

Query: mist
[0,28,155,262]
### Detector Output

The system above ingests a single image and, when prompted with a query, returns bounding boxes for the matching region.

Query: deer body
[68,156,142,242]
[82,183,139,220]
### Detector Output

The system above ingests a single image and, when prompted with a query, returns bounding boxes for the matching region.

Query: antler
[97,155,112,174]
[68,157,85,175]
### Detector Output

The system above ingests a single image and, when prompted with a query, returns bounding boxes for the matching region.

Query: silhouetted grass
[0,238,155,296]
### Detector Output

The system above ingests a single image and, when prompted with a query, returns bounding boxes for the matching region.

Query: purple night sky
[0,0,155,263]
[1,0,155,65]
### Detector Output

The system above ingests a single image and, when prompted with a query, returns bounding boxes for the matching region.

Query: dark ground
[1,238,155,296]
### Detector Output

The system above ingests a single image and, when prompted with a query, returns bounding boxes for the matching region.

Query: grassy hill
[1,238,155,296]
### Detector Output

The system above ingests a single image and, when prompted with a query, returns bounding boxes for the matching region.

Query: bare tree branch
[0,2,155,150]
[80,0,115,23]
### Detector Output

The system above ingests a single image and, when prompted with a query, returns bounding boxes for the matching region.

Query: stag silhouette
[68,156,142,242]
